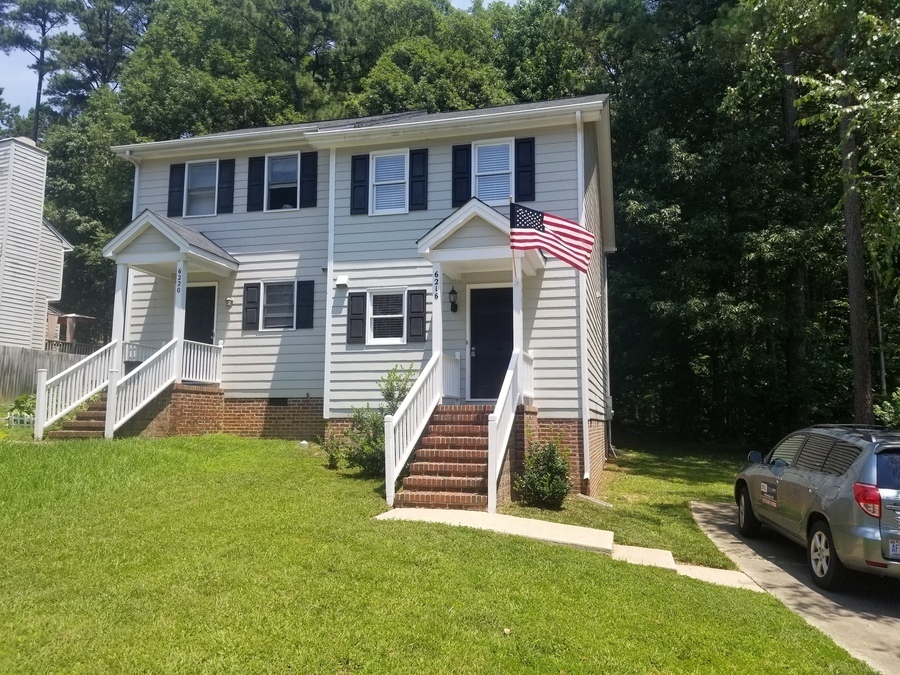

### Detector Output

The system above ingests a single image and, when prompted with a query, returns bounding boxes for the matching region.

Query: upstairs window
[267,154,299,211]
[371,151,408,215]
[185,161,218,216]
[263,281,295,329]
[474,140,512,206]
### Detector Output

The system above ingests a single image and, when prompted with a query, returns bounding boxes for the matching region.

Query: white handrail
[182,340,223,383]
[106,338,179,436]
[487,350,525,513]
[34,340,119,439]
[384,353,447,506]
[442,352,462,399]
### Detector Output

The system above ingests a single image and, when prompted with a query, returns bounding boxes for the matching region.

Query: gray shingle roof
[153,211,239,264]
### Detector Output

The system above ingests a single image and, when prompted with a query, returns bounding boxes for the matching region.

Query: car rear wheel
[808,520,846,590]
[738,485,761,537]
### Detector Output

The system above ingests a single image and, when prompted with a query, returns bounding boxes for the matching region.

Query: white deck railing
[182,340,223,383]
[487,350,533,513]
[122,341,157,363]
[34,341,119,439]
[384,352,461,506]
[442,351,462,400]
[106,338,179,437]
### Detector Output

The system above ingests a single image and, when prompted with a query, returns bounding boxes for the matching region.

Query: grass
[502,432,748,568]
[0,435,872,673]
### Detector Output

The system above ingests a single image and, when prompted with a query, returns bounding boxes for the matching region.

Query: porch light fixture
[449,286,458,313]
[225,296,234,308]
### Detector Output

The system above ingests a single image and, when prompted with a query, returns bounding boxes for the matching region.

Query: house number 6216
[432,271,440,300]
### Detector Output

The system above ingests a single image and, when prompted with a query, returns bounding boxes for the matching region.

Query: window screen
[263,282,295,329]
[823,442,862,476]
[877,450,900,489]
[769,434,805,465]
[268,155,298,210]
[186,161,216,216]
[475,143,511,204]
[794,434,835,471]
[371,292,404,341]
[372,153,407,213]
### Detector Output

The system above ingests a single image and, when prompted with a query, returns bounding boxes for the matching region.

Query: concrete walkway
[692,500,900,675]
[376,508,761,592]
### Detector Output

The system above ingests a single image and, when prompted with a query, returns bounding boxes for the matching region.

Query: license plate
[891,539,900,558]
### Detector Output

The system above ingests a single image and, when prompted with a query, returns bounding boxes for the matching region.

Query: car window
[794,434,835,471]
[768,434,805,465]
[877,450,900,489]
[822,441,862,476]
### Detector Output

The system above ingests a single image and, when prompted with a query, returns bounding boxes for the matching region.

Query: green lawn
[0,435,871,673]
[503,432,745,568]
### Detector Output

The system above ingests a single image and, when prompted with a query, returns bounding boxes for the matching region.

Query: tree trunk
[839,99,874,424]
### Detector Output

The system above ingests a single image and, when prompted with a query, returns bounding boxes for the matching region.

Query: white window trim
[369,148,409,216]
[259,279,298,331]
[472,138,513,207]
[183,159,219,218]
[264,152,300,213]
[367,287,407,345]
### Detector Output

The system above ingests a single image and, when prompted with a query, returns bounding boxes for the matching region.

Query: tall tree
[0,0,71,140]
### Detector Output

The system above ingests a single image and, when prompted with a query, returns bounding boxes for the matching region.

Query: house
[0,137,73,350]
[35,95,615,512]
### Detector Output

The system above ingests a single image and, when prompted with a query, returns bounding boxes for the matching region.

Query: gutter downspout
[121,150,141,343]
[323,149,337,419]
[576,111,591,485]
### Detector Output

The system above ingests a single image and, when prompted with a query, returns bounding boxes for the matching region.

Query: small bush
[6,393,36,417]
[344,404,385,476]
[875,390,900,427]
[514,439,572,509]
[321,427,345,469]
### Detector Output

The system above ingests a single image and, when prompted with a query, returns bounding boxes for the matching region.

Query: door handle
[470,347,476,358]
[885,504,900,512]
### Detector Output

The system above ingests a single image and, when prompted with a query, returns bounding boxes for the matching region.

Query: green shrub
[875,390,900,427]
[320,427,345,470]
[514,439,573,509]
[6,393,36,417]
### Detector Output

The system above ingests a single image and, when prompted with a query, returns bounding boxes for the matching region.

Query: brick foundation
[118,383,225,438]
[223,396,325,440]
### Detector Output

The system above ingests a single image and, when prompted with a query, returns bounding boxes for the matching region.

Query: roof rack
[810,424,890,444]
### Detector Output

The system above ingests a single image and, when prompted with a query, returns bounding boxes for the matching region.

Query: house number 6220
[176,268,183,293]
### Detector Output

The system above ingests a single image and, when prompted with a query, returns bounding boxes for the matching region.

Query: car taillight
[853,483,881,518]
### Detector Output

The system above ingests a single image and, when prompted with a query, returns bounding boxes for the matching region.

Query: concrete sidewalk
[376,508,761,592]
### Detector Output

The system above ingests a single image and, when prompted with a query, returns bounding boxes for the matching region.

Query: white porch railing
[182,340,224,383]
[34,340,118,439]
[487,350,534,513]
[122,341,156,363]
[106,338,179,436]
[384,352,461,506]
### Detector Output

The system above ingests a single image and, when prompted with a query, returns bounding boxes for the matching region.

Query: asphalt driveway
[692,501,900,675]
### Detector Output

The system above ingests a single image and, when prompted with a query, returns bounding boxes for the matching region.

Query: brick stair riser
[414,448,488,463]
[65,420,105,431]
[402,475,487,492]
[409,461,487,477]
[394,491,488,509]
[428,414,490,425]
[47,431,104,439]
[421,424,488,437]
[418,436,487,450]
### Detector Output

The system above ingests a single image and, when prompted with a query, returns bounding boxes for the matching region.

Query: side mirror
[747,451,764,464]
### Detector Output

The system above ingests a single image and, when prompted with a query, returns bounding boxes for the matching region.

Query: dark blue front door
[470,287,513,399]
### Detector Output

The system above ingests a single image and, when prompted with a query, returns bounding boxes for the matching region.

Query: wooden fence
[0,345,86,403]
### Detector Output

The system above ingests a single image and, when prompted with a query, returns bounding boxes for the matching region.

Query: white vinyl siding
[473,140,512,206]
[370,151,408,215]
[185,160,217,216]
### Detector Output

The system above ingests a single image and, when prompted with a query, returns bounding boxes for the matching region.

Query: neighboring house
[0,137,73,350]
[36,96,616,511]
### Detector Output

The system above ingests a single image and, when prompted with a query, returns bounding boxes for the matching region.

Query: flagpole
[510,196,518,283]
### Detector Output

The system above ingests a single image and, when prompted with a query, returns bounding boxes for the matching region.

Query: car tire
[738,485,761,538]
[808,520,846,590]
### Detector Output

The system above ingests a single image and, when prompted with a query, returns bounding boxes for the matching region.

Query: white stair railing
[122,341,157,363]
[442,351,462,399]
[384,352,450,506]
[182,340,224,383]
[487,350,527,513]
[34,340,119,440]
[105,338,179,437]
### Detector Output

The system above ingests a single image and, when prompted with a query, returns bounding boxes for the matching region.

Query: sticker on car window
[761,481,777,507]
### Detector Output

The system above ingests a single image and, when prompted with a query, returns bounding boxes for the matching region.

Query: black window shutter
[515,137,535,202]
[347,292,366,343]
[295,280,315,329]
[217,159,235,214]
[407,289,426,342]
[243,283,261,330]
[451,145,471,207]
[247,156,265,212]
[299,152,318,208]
[167,164,186,217]
[409,149,428,211]
[350,154,369,214]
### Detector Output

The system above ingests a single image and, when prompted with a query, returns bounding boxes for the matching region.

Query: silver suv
[735,425,900,589]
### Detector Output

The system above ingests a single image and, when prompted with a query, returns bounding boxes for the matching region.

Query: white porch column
[173,259,186,383]
[432,262,443,358]
[111,263,128,368]
[512,254,524,354]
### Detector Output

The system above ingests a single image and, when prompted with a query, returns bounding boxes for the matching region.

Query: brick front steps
[47,398,106,439]
[394,404,492,510]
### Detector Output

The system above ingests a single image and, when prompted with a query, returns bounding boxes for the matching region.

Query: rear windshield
[877,450,900,489]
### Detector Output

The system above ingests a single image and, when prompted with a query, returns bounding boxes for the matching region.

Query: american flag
[509,203,595,273]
